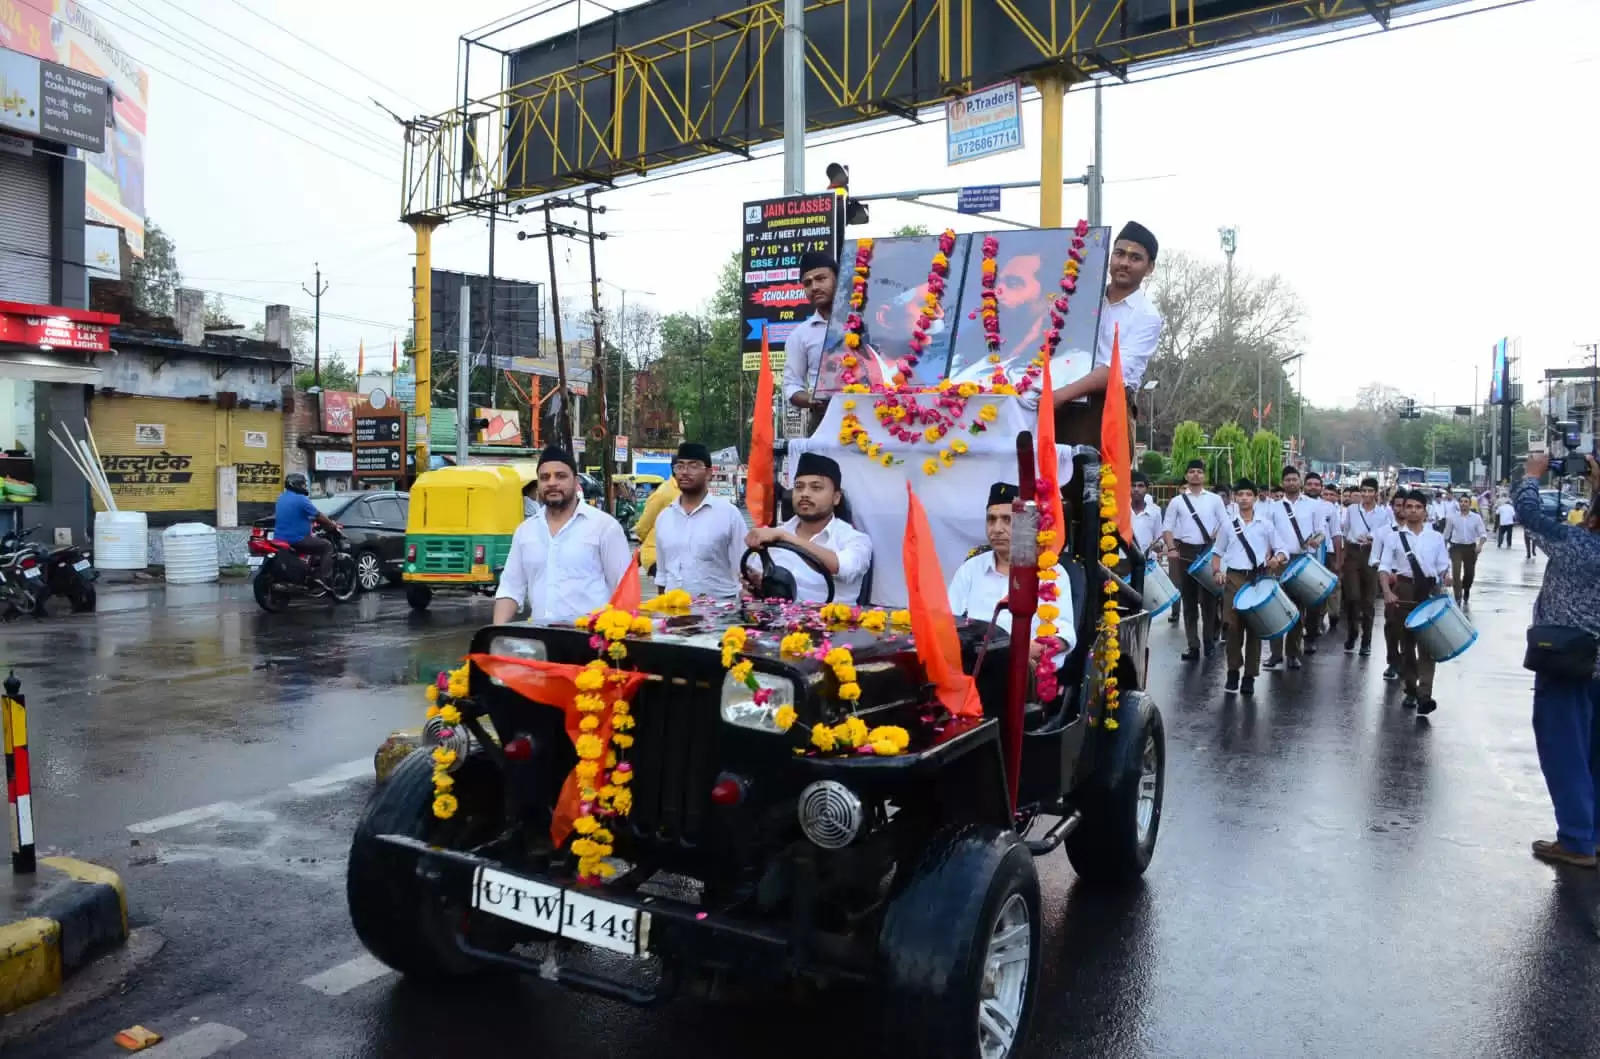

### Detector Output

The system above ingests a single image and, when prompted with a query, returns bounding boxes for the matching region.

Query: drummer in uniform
[1264,465,1331,670]
[1443,493,1488,606]
[1162,459,1227,661]
[1130,472,1164,557]
[1210,478,1290,698]
[1373,490,1409,681]
[1377,489,1452,714]
[1341,477,1384,656]
[1302,471,1344,641]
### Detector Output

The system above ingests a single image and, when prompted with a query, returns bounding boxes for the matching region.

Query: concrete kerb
[0,856,128,1014]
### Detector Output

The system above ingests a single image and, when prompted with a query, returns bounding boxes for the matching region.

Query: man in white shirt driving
[1377,489,1452,715]
[654,442,747,599]
[947,483,1075,669]
[744,453,872,604]
[1443,493,1488,606]
[493,447,632,624]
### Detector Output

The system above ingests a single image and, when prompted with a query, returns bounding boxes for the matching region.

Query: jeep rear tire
[347,748,502,980]
[879,824,1041,1059]
[1065,692,1165,884]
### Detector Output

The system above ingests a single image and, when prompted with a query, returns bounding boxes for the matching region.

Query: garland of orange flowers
[424,663,471,820]
[1095,464,1124,729]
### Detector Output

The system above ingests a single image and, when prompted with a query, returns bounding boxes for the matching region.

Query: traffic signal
[1398,397,1419,419]
[826,162,869,226]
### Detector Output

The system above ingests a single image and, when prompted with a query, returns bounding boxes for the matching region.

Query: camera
[1548,421,1595,476]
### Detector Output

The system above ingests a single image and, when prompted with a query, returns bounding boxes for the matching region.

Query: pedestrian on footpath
[1443,494,1487,606]
[1496,497,1517,548]
[1515,451,1600,869]
[1377,490,1451,714]
[1341,476,1384,656]
[1210,478,1289,697]
[1376,491,1409,683]
[1162,459,1227,661]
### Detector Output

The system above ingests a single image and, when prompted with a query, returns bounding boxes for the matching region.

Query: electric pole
[301,263,329,388]
[541,203,571,453]
[782,0,806,194]
[581,189,613,507]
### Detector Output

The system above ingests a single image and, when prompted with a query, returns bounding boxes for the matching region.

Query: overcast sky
[118,0,1596,408]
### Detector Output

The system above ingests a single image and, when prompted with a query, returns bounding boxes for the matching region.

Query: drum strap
[1398,532,1433,593]
[1231,517,1262,573]
[1180,493,1214,547]
[1280,500,1307,550]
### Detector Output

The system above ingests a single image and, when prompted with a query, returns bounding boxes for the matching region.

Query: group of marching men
[1128,461,1489,710]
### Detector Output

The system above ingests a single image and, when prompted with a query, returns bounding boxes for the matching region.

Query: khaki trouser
[1341,544,1378,642]
[1449,544,1478,598]
[1170,540,1220,650]
[1391,574,1437,699]
[1222,569,1264,677]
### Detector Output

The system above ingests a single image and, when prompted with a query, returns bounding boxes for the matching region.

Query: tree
[247,313,313,357]
[294,358,356,392]
[892,224,930,237]
[130,220,182,316]
[1170,421,1204,476]
[1249,430,1283,488]
[203,292,237,329]
[1138,450,1167,481]
[1210,420,1249,485]
[652,252,744,450]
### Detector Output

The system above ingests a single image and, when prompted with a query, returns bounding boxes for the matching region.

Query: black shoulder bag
[1281,499,1307,552]
[1524,626,1600,679]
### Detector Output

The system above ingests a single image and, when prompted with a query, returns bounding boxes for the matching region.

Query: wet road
[8,550,1600,1058]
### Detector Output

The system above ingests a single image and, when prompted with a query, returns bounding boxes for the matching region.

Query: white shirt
[1267,495,1325,556]
[495,504,633,622]
[1095,287,1163,389]
[1130,498,1163,555]
[780,312,830,403]
[1309,496,1343,541]
[1343,503,1384,546]
[1443,510,1487,546]
[767,514,873,604]
[1496,502,1517,525]
[1427,498,1451,523]
[947,551,1076,661]
[1162,488,1227,547]
[1215,512,1291,573]
[1376,526,1450,579]
[654,493,747,599]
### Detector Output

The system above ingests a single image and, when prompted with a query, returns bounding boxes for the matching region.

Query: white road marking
[300,953,395,996]
[127,758,369,834]
[128,802,244,835]
[289,757,372,795]
[149,1022,247,1056]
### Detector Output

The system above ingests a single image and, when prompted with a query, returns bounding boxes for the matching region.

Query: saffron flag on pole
[1034,351,1065,550]
[1101,324,1133,543]
[746,327,775,526]
[608,550,642,612]
[392,336,399,372]
[357,339,365,376]
[903,484,982,718]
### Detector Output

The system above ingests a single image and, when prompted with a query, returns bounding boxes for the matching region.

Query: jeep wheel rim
[356,552,382,591]
[1137,733,1159,843]
[978,892,1030,1059]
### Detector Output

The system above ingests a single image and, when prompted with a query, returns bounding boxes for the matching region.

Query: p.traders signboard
[740,193,840,356]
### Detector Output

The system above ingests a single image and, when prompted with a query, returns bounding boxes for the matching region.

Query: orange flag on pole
[1101,325,1132,543]
[392,336,399,372]
[903,484,982,718]
[745,327,775,527]
[1034,351,1065,548]
[357,339,365,376]
[608,550,642,612]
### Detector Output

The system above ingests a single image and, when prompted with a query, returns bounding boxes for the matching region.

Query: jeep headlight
[720,671,796,732]
[487,635,547,661]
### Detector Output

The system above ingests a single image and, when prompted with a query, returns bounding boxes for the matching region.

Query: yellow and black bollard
[3,671,35,873]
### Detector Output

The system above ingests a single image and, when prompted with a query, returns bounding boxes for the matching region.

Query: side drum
[1233,580,1300,641]
[1404,595,1478,662]
[1187,545,1221,597]
[1281,554,1339,608]
[1143,558,1179,618]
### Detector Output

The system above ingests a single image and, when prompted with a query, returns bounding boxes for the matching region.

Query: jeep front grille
[626,677,720,846]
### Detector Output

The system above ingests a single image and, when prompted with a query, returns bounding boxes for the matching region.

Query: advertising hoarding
[1489,337,1508,405]
[740,193,841,355]
[426,269,542,369]
[946,81,1022,166]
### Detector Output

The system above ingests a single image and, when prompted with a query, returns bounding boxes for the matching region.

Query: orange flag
[746,328,775,526]
[608,549,642,612]
[1101,325,1132,543]
[391,336,399,372]
[1034,350,1065,550]
[902,484,981,718]
[357,339,365,376]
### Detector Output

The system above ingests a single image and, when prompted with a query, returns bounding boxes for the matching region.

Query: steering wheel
[740,541,836,603]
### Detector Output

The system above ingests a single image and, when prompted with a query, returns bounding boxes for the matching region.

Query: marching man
[1264,465,1331,670]
[1373,490,1411,682]
[1162,459,1227,661]
[1341,477,1384,656]
[1443,492,1488,606]
[1377,489,1452,715]
[1210,478,1290,698]
[1130,471,1165,558]
[1302,471,1344,640]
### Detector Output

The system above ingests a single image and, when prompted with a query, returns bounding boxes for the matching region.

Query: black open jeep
[346,444,1164,1059]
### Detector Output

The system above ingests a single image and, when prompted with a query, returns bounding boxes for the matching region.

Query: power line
[222,0,430,113]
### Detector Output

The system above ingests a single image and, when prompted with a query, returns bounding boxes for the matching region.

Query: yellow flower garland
[1096,466,1123,729]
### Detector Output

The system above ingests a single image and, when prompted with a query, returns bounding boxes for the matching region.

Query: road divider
[0,856,128,1013]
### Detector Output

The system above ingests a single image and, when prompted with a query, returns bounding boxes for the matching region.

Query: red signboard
[320,390,357,434]
[0,301,118,353]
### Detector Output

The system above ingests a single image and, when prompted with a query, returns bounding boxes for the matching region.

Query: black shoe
[1344,636,1357,653]
[1417,698,1438,716]
[1263,655,1282,670]
[1287,657,1303,670]
[1304,643,1318,655]
[1203,642,1216,658]
[1168,611,1180,624]
[1225,670,1240,692]
[1360,640,1372,657]
[1181,648,1199,662]
[1240,676,1255,696]
[1402,690,1418,709]
[1382,665,1399,681]
[1329,614,1340,633]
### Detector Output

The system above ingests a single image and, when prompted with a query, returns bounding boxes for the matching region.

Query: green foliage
[294,358,356,393]
[1138,450,1167,481]
[203,292,237,328]
[1170,421,1204,474]
[1210,420,1249,485]
[130,220,182,316]
[892,224,931,237]
[1249,430,1282,488]
[653,252,745,450]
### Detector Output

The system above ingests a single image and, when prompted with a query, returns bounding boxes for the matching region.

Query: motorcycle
[0,533,49,620]
[248,526,359,613]
[0,527,97,614]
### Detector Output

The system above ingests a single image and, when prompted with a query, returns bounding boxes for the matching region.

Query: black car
[252,491,409,592]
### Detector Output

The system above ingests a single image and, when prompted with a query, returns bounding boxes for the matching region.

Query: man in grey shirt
[780,250,838,434]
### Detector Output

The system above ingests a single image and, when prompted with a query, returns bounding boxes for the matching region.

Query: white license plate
[22,567,39,579]
[471,865,649,956]
[248,556,263,569]
[73,559,91,571]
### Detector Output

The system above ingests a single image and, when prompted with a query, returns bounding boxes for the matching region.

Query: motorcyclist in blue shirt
[273,472,341,586]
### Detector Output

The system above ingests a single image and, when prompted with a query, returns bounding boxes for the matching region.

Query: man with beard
[948,483,1076,665]
[1341,477,1384,656]
[494,447,632,624]
[654,442,748,600]
[781,251,840,433]
[743,453,872,604]
[1050,221,1165,453]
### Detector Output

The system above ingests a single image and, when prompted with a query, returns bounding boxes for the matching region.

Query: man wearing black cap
[780,250,839,433]
[493,446,632,624]
[1209,478,1291,696]
[1341,476,1384,656]
[744,452,872,603]
[1162,458,1227,660]
[1051,221,1165,453]
[653,442,748,599]
[948,483,1075,665]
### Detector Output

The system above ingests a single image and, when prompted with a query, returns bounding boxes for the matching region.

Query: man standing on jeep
[743,452,871,604]
[654,441,747,599]
[272,471,341,586]
[493,446,632,623]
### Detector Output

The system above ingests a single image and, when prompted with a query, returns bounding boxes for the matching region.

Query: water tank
[162,523,218,585]
[93,510,149,570]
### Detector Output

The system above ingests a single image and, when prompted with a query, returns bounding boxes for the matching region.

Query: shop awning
[0,351,103,384]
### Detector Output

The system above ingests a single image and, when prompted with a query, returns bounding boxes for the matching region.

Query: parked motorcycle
[0,527,96,614]
[248,526,358,612]
[0,535,48,620]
